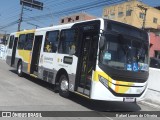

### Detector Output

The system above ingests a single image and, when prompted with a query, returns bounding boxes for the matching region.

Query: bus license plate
[124,97,136,102]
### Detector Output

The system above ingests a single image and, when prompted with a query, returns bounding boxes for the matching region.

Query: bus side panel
[12,56,20,69]
[18,50,31,74]
[68,56,78,92]
[13,49,31,74]
[38,53,57,83]
[38,66,57,84]
[37,52,78,91]
[6,55,12,66]
[54,54,78,92]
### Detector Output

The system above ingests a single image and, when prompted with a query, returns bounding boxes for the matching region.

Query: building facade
[149,32,160,58]
[60,13,96,24]
[103,0,160,29]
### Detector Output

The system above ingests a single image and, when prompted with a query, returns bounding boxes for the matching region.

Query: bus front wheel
[17,61,23,77]
[59,74,70,98]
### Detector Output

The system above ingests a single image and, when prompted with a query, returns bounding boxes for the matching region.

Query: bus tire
[17,61,23,77]
[59,74,70,98]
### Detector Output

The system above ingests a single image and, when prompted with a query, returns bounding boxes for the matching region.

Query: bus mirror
[99,36,106,50]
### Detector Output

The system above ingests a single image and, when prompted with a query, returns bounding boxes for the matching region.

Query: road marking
[106,117,113,120]
[139,101,160,109]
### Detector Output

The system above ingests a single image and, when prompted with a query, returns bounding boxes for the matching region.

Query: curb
[139,101,160,109]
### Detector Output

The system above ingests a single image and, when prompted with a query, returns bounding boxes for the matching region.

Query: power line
[26,22,41,28]
[0,20,19,30]
[24,0,125,21]
[1,0,125,32]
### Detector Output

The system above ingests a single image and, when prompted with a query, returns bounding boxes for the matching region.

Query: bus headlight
[99,75,109,88]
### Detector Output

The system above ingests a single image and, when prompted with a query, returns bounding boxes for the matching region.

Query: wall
[148,68,160,91]
[60,13,96,24]
[144,68,160,105]
[149,32,160,57]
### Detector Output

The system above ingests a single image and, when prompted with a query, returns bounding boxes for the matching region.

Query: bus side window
[18,34,26,50]
[58,29,77,55]
[8,35,14,49]
[43,31,59,53]
[24,33,34,50]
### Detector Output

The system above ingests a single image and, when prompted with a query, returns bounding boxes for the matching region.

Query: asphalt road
[0,59,160,120]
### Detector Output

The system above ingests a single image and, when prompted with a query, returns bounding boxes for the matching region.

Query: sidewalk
[143,88,160,107]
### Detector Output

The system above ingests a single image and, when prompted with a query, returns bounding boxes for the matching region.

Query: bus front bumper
[90,80,147,102]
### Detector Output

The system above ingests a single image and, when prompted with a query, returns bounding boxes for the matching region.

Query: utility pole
[18,0,43,31]
[18,2,24,31]
[137,4,148,30]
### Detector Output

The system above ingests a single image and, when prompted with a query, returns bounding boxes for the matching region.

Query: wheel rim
[18,64,21,74]
[60,79,68,92]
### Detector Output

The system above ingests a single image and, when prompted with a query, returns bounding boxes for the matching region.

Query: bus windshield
[99,32,149,72]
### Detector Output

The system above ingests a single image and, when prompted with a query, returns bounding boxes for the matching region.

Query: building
[103,0,160,29]
[60,12,97,24]
[148,30,160,58]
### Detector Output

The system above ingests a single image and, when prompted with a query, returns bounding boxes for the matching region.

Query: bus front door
[76,32,98,96]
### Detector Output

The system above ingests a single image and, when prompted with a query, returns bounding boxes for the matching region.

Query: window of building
[155,50,160,59]
[61,19,64,23]
[153,17,158,23]
[8,35,14,49]
[118,7,124,17]
[18,34,26,49]
[109,7,115,19]
[110,13,115,19]
[139,12,145,19]
[58,29,78,54]
[105,9,110,17]
[76,16,79,20]
[68,18,72,22]
[110,7,115,14]
[44,31,59,53]
[126,10,132,16]
[126,5,132,16]
[24,33,34,50]
[118,12,124,17]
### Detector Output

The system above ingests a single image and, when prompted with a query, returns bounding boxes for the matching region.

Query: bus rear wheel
[59,74,70,98]
[17,61,23,77]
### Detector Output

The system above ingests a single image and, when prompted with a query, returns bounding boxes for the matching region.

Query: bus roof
[35,18,104,32]
[9,18,146,35]
[16,29,35,36]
